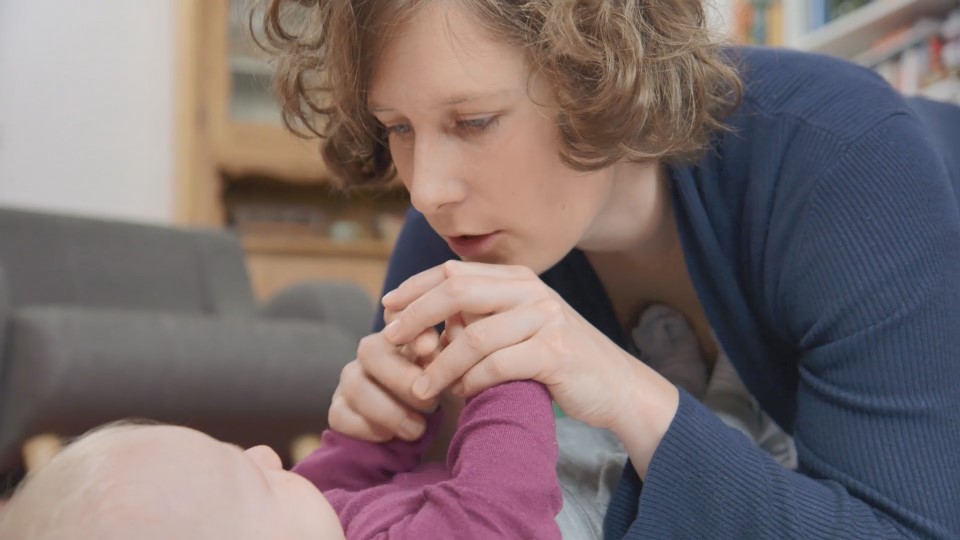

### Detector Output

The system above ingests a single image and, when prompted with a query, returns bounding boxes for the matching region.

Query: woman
[262,0,960,537]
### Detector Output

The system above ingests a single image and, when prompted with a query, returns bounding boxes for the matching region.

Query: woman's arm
[607,112,960,539]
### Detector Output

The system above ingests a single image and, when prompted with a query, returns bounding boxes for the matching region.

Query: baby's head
[0,423,343,540]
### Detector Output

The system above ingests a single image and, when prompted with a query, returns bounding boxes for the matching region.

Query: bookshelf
[794,0,958,58]
[173,0,406,301]
[723,0,960,103]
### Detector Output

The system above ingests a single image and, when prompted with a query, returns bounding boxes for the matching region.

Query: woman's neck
[577,160,675,257]
[582,161,718,361]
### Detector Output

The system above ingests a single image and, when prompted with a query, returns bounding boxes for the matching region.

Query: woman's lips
[445,232,499,258]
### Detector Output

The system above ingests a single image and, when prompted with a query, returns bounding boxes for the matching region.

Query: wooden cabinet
[172,0,405,301]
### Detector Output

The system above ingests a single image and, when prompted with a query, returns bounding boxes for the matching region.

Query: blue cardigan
[374,48,960,538]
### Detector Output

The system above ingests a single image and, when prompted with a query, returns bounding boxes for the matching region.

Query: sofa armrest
[260,281,374,343]
[0,306,355,470]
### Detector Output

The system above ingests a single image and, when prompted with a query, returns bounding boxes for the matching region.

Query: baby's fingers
[411,329,440,358]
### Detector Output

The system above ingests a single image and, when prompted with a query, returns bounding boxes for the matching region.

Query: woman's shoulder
[731,46,913,144]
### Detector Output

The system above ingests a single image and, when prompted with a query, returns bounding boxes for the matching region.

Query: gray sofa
[0,206,373,472]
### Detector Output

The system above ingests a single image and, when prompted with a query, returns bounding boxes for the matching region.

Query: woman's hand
[327,319,442,442]
[328,311,466,444]
[380,260,678,441]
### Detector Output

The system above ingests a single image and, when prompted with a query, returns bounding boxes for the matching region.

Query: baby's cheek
[305,488,345,539]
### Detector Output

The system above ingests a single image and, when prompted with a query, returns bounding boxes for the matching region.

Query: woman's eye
[384,123,412,137]
[456,116,499,135]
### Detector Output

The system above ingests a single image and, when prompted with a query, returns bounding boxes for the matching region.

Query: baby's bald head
[0,424,342,540]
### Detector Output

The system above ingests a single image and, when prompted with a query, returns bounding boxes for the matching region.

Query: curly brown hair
[257,0,743,187]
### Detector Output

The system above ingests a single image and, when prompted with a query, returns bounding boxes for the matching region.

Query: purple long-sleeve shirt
[292,381,563,539]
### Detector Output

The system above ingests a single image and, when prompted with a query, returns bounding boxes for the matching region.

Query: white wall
[0,0,174,224]
[706,0,735,35]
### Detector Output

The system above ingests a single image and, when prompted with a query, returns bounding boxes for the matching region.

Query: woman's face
[369,2,631,273]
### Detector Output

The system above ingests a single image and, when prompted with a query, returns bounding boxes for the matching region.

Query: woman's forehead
[367,3,526,109]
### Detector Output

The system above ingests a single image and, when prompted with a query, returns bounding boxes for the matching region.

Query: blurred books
[865,9,960,98]
[733,0,787,46]
[729,1,960,103]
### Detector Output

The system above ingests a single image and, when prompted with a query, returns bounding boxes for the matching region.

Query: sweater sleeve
[331,381,563,539]
[291,409,443,492]
[605,113,960,539]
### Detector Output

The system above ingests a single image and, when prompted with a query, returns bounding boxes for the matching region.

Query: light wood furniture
[22,434,63,473]
[290,433,324,464]
[173,0,405,301]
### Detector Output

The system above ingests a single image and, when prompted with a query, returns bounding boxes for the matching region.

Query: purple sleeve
[292,409,443,492]
[331,381,563,539]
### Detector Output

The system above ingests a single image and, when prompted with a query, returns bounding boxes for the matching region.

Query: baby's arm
[292,409,443,492]
[333,380,563,539]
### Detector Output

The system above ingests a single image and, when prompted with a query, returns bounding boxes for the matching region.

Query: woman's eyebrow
[369,89,514,113]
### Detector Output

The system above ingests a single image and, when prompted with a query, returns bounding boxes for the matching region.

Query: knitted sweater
[292,381,562,539]
[375,47,960,538]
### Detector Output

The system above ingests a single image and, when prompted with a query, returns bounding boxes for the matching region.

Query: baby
[0,380,562,539]
[0,422,344,539]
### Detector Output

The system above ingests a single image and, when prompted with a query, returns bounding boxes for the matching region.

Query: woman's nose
[408,139,466,214]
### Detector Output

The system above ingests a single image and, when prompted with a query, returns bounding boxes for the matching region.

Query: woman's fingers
[383,275,542,346]
[456,338,546,397]
[386,307,439,357]
[356,334,437,413]
[383,306,404,326]
[328,390,395,442]
[381,261,534,312]
[334,358,432,442]
[411,299,557,399]
[440,313,466,348]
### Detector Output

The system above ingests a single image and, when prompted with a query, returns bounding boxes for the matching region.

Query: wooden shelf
[213,123,330,184]
[176,0,399,300]
[795,0,958,58]
[242,234,394,259]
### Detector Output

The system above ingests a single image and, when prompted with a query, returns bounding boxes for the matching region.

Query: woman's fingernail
[412,375,431,399]
[399,419,424,440]
[382,290,397,304]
